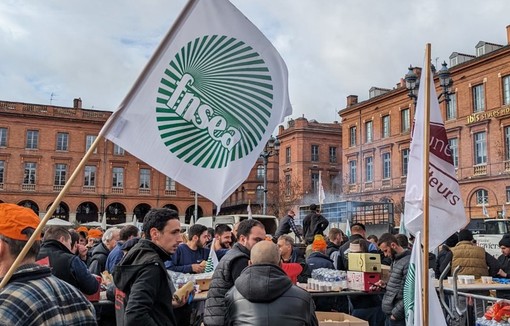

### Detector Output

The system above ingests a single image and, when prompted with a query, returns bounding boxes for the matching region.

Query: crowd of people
[1,202,510,326]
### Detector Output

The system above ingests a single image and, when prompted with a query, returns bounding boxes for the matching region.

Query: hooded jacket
[113,239,177,326]
[225,264,318,326]
[204,242,250,326]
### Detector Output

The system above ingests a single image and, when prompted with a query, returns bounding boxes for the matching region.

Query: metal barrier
[441,289,499,326]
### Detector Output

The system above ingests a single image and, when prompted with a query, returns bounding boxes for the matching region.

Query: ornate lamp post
[405,62,453,105]
[260,136,280,215]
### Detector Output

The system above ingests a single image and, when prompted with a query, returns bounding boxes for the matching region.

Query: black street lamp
[405,62,453,105]
[260,136,280,215]
[437,61,453,103]
[405,65,419,107]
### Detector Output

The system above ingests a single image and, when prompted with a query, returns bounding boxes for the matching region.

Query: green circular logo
[156,35,274,168]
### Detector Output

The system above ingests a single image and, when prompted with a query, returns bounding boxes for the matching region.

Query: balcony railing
[382,179,391,187]
[364,182,373,189]
[164,190,177,196]
[111,187,124,194]
[505,160,510,172]
[473,164,487,176]
[138,188,150,195]
[21,184,36,191]
[82,186,96,193]
[53,185,64,192]
[348,184,357,192]
[0,183,3,190]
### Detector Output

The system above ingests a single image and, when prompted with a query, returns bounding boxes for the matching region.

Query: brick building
[221,117,342,216]
[339,25,510,226]
[0,99,214,224]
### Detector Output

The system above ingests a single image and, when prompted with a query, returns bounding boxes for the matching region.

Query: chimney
[507,25,510,45]
[73,98,82,109]
[346,95,358,107]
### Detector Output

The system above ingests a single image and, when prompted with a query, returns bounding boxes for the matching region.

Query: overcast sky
[1,1,509,125]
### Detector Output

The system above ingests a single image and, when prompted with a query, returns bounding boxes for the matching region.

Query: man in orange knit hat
[0,203,96,325]
[305,235,334,271]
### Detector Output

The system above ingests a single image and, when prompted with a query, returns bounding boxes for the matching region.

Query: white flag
[345,218,351,237]
[403,65,468,250]
[404,231,447,326]
[399,214,408,237]
[482,202,489,218]
[247,203,253,219]
[204,239,219,273]
[503,204,507,219]
[99,0,292,208]
[318,171,326,205]
[101,212,107,230]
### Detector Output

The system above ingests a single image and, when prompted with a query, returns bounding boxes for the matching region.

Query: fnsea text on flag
[99,0,292,207]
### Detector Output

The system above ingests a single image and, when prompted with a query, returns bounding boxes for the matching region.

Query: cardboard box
[316,312,368,326]
[348,253,381,273]
[347,271,380,292]
[380,265,391,283]
[196,278,212,291]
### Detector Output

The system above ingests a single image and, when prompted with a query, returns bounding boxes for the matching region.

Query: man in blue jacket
[168,223,210,273]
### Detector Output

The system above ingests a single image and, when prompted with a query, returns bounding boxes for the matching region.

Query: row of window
[475,188,510,206]
[0,161,176,191]
[347,127,510,185]
[472,76,510,113]
[0,129,126,155]
[349,109,411,147]
[347,75,510,148]
[284,145,338,164]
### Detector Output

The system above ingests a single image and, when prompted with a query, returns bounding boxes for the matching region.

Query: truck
[472,219,510,258]
[297,200,395,238]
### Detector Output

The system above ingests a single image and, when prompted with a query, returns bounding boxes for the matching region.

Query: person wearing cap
[88,227,120,275]
[0,203,97,325]
[224,241,318,326]
[302,204,329,245]
[36,226,100,295]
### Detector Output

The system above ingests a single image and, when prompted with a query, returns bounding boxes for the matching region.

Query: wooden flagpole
[422,43,432,326]
[0,135,104,290]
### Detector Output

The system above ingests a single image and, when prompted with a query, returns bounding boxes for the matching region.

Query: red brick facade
[339,31,510,225]
[0,101,213,224]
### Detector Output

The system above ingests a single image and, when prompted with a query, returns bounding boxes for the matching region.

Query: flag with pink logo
[403,66,469,250]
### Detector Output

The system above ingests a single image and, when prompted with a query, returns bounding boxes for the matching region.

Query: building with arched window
[0,99,213,224]
[339,26,510,225]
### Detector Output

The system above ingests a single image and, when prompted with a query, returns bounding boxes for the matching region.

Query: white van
[195,214,279,236]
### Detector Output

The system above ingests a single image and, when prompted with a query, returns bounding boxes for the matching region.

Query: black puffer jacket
[113,239,177,326]
[225,264,318,326]
[88,242,110,275]
[381,250,412,321]
[204,243,250,326]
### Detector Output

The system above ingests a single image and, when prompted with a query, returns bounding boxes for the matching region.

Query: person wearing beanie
[305,235,334,271]
[449,229,500,278]
[496,235,510,299]
[435,232,459,279]
[0,203,96,325]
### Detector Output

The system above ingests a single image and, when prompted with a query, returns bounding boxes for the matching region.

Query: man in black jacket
[302,204,329,245]
[37,226,99,295]
[204,219,266,326]
[113,208,189,326]
[225,240,318,326]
